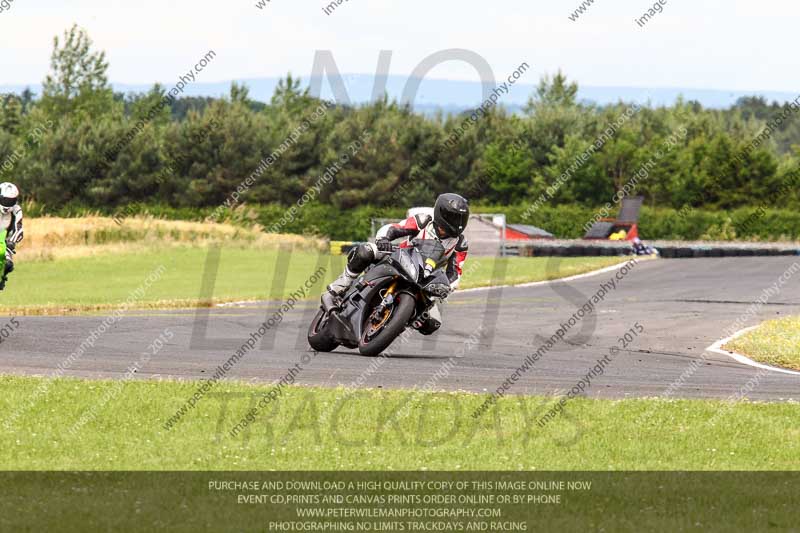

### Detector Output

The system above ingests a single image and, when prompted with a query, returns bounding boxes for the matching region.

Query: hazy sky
[1,0,797,92]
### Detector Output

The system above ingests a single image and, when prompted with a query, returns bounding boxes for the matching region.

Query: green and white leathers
[0,182,23,259]
[0,182,21,236]
[0,182,21,290]
[0,228,7,290]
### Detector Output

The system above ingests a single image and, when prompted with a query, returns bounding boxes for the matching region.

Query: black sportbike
[308,239,452,357]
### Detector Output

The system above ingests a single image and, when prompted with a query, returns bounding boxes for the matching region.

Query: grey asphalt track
[2,257,799,400]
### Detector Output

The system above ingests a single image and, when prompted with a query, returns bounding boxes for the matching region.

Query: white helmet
[0,183,19,214]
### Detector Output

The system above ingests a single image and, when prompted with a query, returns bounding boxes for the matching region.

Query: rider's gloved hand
[375,238,393,252]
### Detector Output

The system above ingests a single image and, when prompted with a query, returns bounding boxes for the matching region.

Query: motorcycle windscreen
[411,239,447,270]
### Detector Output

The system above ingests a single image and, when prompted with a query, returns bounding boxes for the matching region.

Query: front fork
[370,279,433,331]
[373,280,398,315]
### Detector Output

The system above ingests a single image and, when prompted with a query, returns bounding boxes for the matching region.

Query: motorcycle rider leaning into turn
[0,182,23,291]
[323,193,470,335]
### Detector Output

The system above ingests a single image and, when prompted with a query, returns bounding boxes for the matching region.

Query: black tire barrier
[518,242,799,258]
[600,247,615,256]
[567,246,583,257]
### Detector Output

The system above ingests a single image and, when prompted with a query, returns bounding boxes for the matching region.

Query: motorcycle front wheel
[358,292,416,357]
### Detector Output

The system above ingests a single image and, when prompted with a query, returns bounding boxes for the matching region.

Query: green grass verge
[727,316,800,371]
[2,376,798,470]
[1,246,625,314]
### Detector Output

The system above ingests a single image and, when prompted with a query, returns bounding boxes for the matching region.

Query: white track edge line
[457,260,633,294]
[706,325,800,377]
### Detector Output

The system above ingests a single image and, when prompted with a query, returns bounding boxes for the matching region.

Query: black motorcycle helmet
[433,193,470,239]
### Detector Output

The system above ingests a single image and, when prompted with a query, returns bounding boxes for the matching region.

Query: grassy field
[727,316,800,370]
[2,233,626,314]
[17,215,325,261]
[1,376,798,470]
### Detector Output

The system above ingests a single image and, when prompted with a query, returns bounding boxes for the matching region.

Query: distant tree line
[1,24,799,216]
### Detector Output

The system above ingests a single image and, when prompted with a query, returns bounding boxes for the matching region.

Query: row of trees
[1,25,799,215]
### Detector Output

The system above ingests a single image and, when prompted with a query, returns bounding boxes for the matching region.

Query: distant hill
[3,75,797,113]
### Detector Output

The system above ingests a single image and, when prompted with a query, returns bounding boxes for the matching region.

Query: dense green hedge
[501,204,800,242]
[494,205,800,241]
[29,201,800,242]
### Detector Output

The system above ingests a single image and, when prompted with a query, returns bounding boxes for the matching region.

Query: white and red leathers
[376,210,468,288]
[325,209,469,335]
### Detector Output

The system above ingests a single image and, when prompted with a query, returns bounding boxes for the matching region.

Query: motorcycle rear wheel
[358,293,415,357]
[308,308,340,352]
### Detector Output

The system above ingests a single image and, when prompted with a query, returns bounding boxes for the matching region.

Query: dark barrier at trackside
[511,239,800,258]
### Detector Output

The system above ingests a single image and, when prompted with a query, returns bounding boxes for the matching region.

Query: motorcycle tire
[358,293,416,357]
[308,308,340,352]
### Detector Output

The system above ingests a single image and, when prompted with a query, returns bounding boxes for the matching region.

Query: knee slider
[418,316,441,336]
[346,243,376,273]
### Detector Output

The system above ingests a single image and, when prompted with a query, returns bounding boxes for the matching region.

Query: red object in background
[583,197,644,241]
[504,223,555,241]
[584,219,639,240]
[505,226,533,240]
[616,222,639,241]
